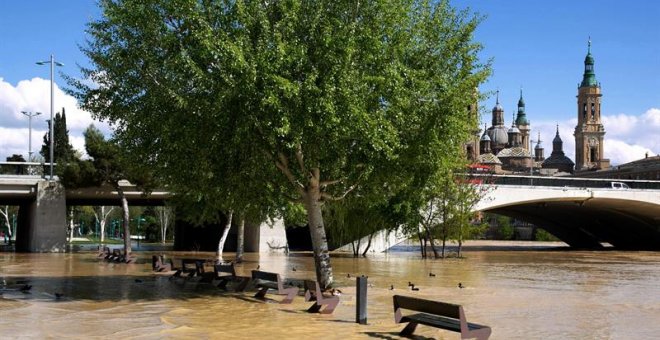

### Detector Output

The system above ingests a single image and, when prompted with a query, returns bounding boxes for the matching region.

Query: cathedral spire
[516,86,529,125]
[581,37,597,87]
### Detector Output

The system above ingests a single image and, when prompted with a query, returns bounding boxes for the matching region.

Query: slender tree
[40,108,76,165]
[58,125,154,256]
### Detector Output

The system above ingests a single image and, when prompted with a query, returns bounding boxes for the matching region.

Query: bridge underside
[487,199,660,250]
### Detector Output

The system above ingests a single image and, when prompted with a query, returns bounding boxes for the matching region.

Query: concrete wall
[245,218,289,253]
[18,181,66,252]
[335,227,408,254]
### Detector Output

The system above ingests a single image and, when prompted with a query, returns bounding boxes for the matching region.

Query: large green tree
[71,0,489,287]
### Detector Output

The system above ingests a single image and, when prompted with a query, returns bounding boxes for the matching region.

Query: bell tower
[574,38,610,171]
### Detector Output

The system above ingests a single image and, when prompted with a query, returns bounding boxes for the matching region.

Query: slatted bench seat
[393,295,491,339]
[303,280,339,314]
[172,259,207,278]
[251,270,298,304]
[213,263,249,291]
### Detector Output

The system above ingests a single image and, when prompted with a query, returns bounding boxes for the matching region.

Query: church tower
[574,38,610,171]
[515,88,530,152]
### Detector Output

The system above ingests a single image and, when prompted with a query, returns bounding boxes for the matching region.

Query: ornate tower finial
[588,36,591,53]
[496,89,500,104]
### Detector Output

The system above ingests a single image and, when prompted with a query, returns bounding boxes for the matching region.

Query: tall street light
[36,55,64,180]
[21,111,42,162]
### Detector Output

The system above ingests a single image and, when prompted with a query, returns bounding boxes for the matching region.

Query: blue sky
[0,0,658,165]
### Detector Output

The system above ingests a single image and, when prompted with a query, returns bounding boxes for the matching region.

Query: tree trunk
[424,226,439,258]
[457,239,462,258]
[157,206,170,244]
[361,232,373,257]
[441,235,447,258]
[235,214,245,263]
[69,207,75,243]
[0,206,11,239]
[217,210,233,262]
[303,188,334,289]
[117,187,131,256]
[418,232,428,258]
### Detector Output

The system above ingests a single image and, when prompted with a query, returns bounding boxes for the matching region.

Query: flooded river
[1,245,659,339]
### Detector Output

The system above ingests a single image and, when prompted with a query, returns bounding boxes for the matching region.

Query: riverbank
[387,239,569,253]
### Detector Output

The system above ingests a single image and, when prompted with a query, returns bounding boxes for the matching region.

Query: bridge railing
[467,174,660,190]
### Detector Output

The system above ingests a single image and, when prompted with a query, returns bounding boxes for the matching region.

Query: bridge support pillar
[17,181,66,252]
[244,218,289,253]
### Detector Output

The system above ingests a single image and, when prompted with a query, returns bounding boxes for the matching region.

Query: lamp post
[36,55,64,180]
[21,111,42,163]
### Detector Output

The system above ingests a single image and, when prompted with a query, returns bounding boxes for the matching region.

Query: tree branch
[275,152,305,195]
[320,183,357,201]
[295,143,307,177]
[319,179,342,187]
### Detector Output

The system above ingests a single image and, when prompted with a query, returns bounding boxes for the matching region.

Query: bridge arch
[475,177,660,250]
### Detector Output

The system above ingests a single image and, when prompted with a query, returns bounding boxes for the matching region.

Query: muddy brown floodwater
[1,244,659,339]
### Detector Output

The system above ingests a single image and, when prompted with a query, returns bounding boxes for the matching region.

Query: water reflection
[1,248,659,339]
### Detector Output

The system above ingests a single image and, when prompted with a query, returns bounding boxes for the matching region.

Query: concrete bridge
[0,175,289,254]
[475,175,660,250]
[2,173,659,253]
[339,175,660,253]
[0,175,170,252]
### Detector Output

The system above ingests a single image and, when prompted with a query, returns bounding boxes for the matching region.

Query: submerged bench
[393,295,491,339]
[172,259,207,278]
[213,263,249,291]
[303,280,339,314]
[152,255,175,272]
[105,248,135,263]
[251,270,298,304]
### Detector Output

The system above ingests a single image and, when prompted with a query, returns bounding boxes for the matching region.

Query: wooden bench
[213,263,250,291]
[173,259,208,278]
[110,249,136,263]
[303,280,339,314]
[393,295,491,339]
[251,270,298,304]
[98,246,110,258]
[152,255,174,272]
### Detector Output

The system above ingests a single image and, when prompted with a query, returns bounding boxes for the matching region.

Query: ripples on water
[1,247,659,339]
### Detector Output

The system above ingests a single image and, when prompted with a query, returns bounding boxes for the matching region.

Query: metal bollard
[356,275,367,324]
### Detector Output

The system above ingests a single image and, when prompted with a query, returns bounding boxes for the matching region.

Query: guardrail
[467,174,660,190]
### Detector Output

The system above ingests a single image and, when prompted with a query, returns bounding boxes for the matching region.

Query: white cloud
[0,77,112,160]
[534,108,658,167]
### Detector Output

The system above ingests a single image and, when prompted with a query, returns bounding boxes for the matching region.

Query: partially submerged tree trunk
[117,186,131,256]
[69,207,75,242]
[361,232,374,257]
[217,210,233,262]
[275,153,335,289]
[235,214,245,263]
[303,189,334,289]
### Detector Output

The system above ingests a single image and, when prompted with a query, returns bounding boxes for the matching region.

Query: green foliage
[40,108,76,164]
[71,0,491,283]
[496,215,514,240]
[1,154,27,175]
[282,202,308,228]
[534,228,559,242]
